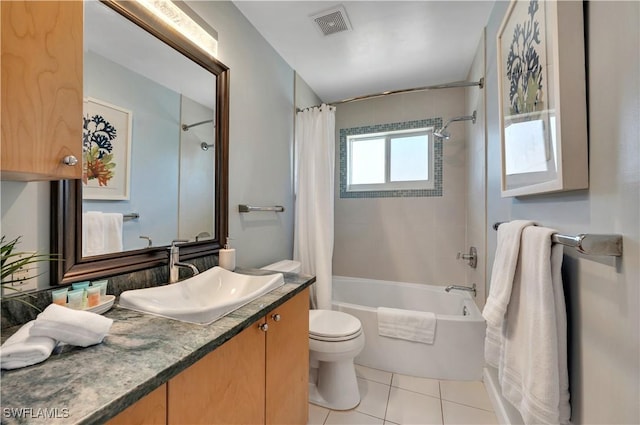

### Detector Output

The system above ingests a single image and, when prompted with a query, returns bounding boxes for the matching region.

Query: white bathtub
[332,276,486,381]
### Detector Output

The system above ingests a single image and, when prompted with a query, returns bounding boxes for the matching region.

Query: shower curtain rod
[297,78,484,112]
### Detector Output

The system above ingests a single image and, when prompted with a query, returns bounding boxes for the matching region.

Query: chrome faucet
[445,283,477,297]
[168,240,199,283]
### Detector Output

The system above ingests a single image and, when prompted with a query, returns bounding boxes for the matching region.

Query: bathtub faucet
[445,283,476,297]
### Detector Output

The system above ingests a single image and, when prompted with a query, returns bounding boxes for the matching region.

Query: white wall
[485,2,640,423]
[465,31,487,309]
[0,181,51,289]
[84,51,181,251]
[178,96,215,241]
[295,73,322,110]
[333,89,470,285]
[187,1,295,269]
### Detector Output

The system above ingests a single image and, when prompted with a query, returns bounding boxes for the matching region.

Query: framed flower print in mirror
[497,0,588,197]
[52,0,229,285]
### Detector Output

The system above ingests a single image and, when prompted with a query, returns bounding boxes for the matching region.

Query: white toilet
[261,260,365,410]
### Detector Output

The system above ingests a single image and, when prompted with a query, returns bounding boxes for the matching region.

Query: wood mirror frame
[51,0,229,285]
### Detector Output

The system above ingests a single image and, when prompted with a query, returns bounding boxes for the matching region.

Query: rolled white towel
[30,304,113,347]
[1,321,57,370]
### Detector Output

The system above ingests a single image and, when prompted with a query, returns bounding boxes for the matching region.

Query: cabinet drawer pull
[259,323,269,332]
[62,155,78,166]
[271,313,281,322]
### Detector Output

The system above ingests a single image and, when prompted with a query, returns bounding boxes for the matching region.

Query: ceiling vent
[311,5,352,36]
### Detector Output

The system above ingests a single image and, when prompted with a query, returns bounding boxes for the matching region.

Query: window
[339,118,443,199]
[346,128,434,192]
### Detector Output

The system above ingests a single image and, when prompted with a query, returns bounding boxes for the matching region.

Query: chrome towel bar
[238,204,285,213]
[493,222,623,257]
[123,213,140,220]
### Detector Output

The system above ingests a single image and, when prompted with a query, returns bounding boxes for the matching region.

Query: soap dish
[86,295,116,315]
[66,295,115,315]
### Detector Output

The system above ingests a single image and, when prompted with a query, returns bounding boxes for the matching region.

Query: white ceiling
[233,1,495,103]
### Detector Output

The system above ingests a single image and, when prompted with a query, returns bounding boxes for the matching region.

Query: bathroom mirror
[51,0,229,284]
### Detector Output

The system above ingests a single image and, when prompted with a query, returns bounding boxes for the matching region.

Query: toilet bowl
[261,260,365,410]
[308,309,365,410]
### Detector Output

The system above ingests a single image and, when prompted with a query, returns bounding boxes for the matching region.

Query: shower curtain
[293,104,336,310]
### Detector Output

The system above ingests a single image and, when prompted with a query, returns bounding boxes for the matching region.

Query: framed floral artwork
[82,98,132,200]
[497,0,588,197]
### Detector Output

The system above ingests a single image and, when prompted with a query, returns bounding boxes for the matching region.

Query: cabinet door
[168,322,266,425]
[266,288,310,425]
[1,1,83,180]
[106,384,167,425]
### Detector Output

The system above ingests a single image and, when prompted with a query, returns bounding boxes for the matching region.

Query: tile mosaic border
[339,118,443,198]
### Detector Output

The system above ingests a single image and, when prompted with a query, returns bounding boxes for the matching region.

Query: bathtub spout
[445,283,476,297]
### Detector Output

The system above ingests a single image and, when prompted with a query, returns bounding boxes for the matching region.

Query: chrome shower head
[433,128,451,139]
[200,142,214,151]
[434,110,477,140]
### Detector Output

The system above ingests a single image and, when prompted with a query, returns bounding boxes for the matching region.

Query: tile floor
[308,364,498,425]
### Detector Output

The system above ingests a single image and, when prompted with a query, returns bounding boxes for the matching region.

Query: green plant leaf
[1,235,61,289]
[0,289,42,312]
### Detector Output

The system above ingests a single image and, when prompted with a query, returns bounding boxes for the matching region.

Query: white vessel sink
[118,267,285,325]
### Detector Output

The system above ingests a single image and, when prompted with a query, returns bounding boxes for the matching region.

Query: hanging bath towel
[483,220,534,367]
[499,226,570,425]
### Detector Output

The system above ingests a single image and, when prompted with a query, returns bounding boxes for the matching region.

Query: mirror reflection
[82,1,216,256]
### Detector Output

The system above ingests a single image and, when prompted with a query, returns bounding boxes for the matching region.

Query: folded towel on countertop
[30,304,113,347]
[0,321,57,370]
[377,307,436,344]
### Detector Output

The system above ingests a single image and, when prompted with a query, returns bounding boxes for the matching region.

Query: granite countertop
[0,269,314,425]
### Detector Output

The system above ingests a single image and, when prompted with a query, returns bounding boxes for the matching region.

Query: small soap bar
[219,248,236,271]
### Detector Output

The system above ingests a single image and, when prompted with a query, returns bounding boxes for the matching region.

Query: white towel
[102,213,123,253]
[483,220,534,367]
[82,211,104,257]
[30,304,113,347]
[499,226,570,425]
[378,307,436,344]
[0,321,57,370]
[483,220,535,326]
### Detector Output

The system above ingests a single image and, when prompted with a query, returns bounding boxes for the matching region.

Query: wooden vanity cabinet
[168,288,310,425]
[265,288,310,424]
[168,319,266,424]
[1,1,83,181]
[106,384,167,425]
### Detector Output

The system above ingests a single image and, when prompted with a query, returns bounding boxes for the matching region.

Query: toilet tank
[261,260,301,273]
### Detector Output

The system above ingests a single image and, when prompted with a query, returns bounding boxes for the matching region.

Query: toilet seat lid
[309,310,362,339]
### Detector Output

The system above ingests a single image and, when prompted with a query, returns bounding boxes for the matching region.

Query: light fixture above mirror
[137,0,218,58]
